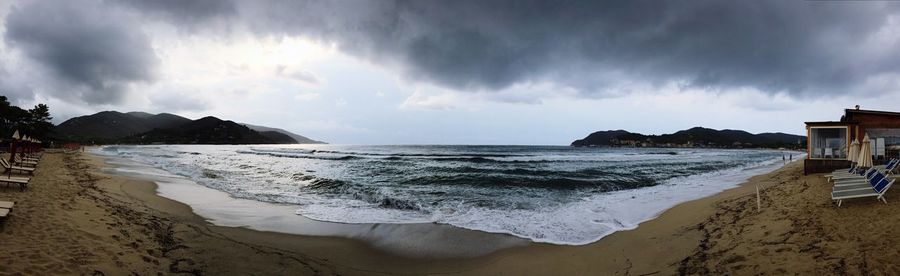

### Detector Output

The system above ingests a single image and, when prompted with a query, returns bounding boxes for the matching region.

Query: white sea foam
[295,155,797,245]
[94,145,800,245]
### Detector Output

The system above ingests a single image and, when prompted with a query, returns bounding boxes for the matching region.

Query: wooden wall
[848,113,900,140]
[804,159,852,175]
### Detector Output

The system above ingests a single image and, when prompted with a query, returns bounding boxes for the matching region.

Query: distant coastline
[571,127,806,149]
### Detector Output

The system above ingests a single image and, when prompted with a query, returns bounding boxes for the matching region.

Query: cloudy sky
[3,0,900,144]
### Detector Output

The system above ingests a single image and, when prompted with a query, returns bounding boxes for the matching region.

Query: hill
[242,123,325,144]
[53,111,323,144]
[257,131,300,144]
[52,111,190,143]
[572,127,805,149]
[571,130,636,147]
[121,116,294,144]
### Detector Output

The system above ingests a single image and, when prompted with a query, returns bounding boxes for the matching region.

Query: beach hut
[805,107,900,174]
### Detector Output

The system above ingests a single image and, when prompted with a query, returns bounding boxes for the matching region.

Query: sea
[94,144,795,246]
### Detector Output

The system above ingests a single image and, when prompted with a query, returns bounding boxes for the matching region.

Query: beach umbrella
[11,130,20,140]
[858,134,874,168]
[848,139,860,163]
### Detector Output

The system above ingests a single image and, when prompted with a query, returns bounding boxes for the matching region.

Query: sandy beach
[0,150,896,275]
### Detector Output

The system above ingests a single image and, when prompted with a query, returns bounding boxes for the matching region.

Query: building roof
[844,109,900,118]
[805,121,857,126]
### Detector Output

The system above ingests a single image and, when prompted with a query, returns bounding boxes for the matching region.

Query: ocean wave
[100,144,791,245]
[237,150,361,161]
[308,149,531,158]
[625,151,679,155]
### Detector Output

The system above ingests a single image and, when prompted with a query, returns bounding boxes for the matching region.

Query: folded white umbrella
[858,134,873,168]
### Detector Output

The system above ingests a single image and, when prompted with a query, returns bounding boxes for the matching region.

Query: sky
[3,0,900,144]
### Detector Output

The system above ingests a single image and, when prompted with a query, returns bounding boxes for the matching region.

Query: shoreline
[89,148,804,274]
[5,149,879,274]
[92,145,794,249]
[95,151,532,259]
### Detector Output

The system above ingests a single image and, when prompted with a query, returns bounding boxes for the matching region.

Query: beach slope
[2,152,898,275]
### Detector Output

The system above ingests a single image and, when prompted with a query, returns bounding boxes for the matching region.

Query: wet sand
[1,151,895,275]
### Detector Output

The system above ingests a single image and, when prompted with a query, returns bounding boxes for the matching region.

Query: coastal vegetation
[0,96,53,141]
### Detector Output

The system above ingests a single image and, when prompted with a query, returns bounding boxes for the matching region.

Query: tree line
[0,96,53,142]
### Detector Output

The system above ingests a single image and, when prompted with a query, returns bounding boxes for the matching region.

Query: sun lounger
[831,163,858,174]
[829,167,875,183]
[834,172,885,193]
[21,154,40,162]
[13,156,37,167]
[826,166,863,181]
[829,161,900,183]
[832,177,895,207]
[834,170,881,188]
[880,159,900,174]
[0,200,12,219]
[868,159,899,172]
[0,159,34,175]
[0,176,30,191]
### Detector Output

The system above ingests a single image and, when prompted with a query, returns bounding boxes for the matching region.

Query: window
[809,127,848,159]
[864,129,900,159]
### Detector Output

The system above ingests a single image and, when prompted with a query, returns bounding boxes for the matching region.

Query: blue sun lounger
[829,160,900,183]
[834,171,885,193]
[833,169,881,188]
[829,167,876,183]
[832,177,895,207]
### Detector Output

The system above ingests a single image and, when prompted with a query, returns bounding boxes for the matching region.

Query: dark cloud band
[4,0,158,104]
[6,0,900,105]
[231,0,900,97]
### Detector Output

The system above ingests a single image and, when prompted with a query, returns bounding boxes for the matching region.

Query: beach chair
[876,159,900,174]
[834,172,885,193]
[828,167,875,183]
[832,177,895,207]
[825,165,862,181]
[22,153,40,162]
[866,159,897,171]
[829,161,900,183]
[0,176,30,191]
[0,200,13,219]
[13,155,37,167]
[832,170,881,189]
[0,159,34,175]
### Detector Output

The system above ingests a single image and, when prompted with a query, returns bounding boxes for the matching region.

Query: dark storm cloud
[8,0,900,104]
[110,0,237,30]
[229,0,900,97]
[4,0,158,104]
[0,67,34,103]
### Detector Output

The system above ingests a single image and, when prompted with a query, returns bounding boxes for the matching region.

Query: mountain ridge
[571,127,805,148]
[119,116,292,144]
[52,111,324,144]
[242,123,325,144]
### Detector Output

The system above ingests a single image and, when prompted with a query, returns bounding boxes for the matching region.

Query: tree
[27,104,53,140]
[0,95,53,141]
[0,96,29,138]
